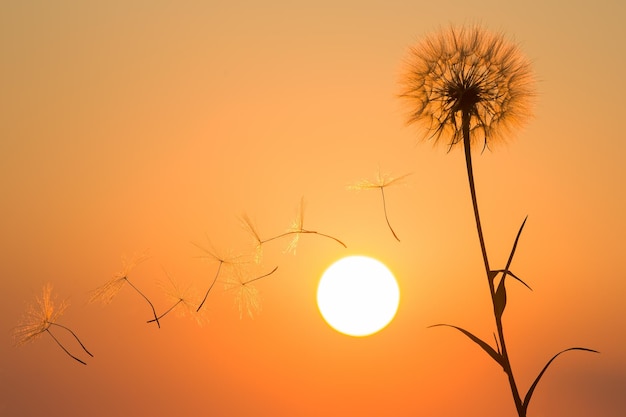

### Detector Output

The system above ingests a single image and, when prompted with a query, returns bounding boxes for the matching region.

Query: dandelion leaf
[522,347,599,414]
[429,323,504,368]
[494,276,507,318]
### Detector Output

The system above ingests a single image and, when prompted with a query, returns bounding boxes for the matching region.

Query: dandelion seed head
[13,283,68,346]
[400,25,535,150]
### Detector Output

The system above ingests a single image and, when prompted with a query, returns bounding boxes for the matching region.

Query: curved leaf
[429,324,504,368]
[505,216,527,270]
[522,347,599,413]
[492,269,532,291]
[494,277,507,318]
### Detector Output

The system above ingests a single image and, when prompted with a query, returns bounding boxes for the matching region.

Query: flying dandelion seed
[13,284,93,365]
[224,266,278,319]
[148,267,208,326]
[90,250,161,328]
[192,237,247,312]
[348,169,411,241]
[250,198,346,254]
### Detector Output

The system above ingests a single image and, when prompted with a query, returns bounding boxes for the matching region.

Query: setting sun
[317,256,400,337]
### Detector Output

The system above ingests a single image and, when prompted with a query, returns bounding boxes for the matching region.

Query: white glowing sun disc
[317,256,400,337]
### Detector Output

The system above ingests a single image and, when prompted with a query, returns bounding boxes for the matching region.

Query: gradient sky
[1,1,625,416]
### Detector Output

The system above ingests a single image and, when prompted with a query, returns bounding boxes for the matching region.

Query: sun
[317,256,400,337]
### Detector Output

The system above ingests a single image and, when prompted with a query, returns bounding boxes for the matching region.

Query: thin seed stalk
[148,299,182,323]
[124,278,160,328]
[197,261,223,312]
[461,110,524,416]
[262,230,346,248]
[48,322,93,357]
[242,266,279,285]
[45,328,87,365]
[380,187,401,242]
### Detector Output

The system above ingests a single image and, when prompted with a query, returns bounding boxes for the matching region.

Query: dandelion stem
[462,110,524,415]
[48,322,93,357]
[45,328,87,365]
[124,277,160,328]
[197,261,223,312]
[380,187,400,242]
[462,111,491,277]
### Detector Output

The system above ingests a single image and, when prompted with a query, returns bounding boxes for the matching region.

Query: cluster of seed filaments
[403,27,533,148]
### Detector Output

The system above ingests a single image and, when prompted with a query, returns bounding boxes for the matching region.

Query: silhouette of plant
[223,265,278,319]
[13,283,93,365]
[348,169,411,241]
[241,198,346,257]
[90,250,161,328]
[400,25,597,416]
[147,267,208,326]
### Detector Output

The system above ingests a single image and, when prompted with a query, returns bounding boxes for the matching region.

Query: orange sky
[1,1,625,416]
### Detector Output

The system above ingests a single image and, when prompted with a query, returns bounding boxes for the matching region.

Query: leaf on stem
[492,216,532,289]
[494,277,507,318]
[506,216,528,268]
[492,270,532,291]
[493,271,533,318]
[429,323,504,368]
[522,347,599,414]
[491,216,532,318]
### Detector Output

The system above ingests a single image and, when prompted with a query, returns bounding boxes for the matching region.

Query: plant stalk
[461,110,525,416]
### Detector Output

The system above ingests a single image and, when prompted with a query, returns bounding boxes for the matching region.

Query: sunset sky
[1,1,625,416]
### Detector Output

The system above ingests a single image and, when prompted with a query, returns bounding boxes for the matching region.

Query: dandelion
[147,267,208,326]
[250,198,346,255]
[400,24,536,285]
[400,26,595,417]
[13,284,93,365]
[90,250,161,328]
[400,25,535,151]
[348,169,411,241]
[192,237,247,312]
[224,266,278,319]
